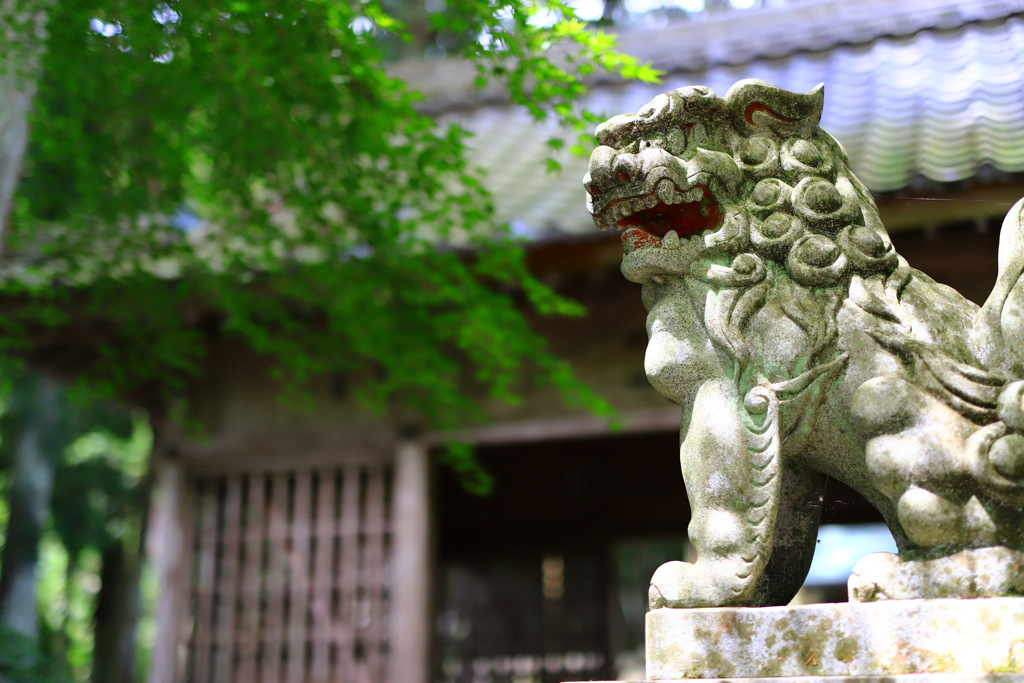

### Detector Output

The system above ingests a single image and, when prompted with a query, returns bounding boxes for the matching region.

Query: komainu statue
[584,80,1024,607]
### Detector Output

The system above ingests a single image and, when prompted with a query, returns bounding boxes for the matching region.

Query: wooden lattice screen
[184,465,394,683]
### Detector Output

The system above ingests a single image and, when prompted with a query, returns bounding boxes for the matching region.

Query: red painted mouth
[604,184,721,249]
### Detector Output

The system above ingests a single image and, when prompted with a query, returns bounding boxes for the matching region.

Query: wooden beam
[146,459,194,683]
[431,406,680,447]
[876,182,1024,233]
[390,440,433,683]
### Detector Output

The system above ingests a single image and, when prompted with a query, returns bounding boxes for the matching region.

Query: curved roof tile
[446,3,1024,236]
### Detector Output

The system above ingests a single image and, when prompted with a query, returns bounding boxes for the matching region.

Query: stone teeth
[681,188,703,203]
[621,204,633,217]
[662,231,680,249]
[657,180,675,203]
[645,195,658,209]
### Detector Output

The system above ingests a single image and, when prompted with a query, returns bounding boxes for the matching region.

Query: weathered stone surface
[571,677,1024,682]
[850,548,1024,602]
[645,598,1024,680]
[585,80,1024,607]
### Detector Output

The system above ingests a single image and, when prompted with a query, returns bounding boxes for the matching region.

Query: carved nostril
[618,172,631,183]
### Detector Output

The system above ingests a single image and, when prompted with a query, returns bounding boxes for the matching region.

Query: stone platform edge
[646,597,1024,680]
[567,676,1024,682]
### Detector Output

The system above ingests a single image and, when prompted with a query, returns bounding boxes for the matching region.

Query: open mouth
[595,181,722,251]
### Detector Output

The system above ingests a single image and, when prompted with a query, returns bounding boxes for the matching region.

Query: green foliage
[0,377,153,681]
[439,440,494,494]
[53,418,150,562]
[0,624,73,683]
[6,0,651,429]
[30,417,152,682]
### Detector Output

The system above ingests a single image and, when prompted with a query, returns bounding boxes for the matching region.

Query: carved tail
[972,197,1024,377]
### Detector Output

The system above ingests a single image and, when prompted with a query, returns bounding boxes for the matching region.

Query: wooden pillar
[390,440,433,683]
[146,459,193,683]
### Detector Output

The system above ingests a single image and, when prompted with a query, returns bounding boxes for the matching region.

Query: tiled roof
[430,1,1024,238]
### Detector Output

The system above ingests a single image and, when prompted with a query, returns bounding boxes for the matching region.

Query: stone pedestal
[575,677,1024,682]
[642,598,1024,680]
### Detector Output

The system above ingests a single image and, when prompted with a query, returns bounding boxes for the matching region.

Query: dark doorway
[434,430,685,682]
[434,429,890,681]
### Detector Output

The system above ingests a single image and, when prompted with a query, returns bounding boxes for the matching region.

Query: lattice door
[183,465,393,683]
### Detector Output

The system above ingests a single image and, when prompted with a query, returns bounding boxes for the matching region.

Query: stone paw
[649,560,738,609]
[650,561,693,609]
[850,547,1024,601]
[848,551,900,602]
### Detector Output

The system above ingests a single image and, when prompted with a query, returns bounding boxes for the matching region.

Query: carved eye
[639,136,667,152]
[665,127,689,155]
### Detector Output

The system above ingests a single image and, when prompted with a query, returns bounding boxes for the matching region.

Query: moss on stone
[797,625,832,673]
[759,657,783,677]
[833,634,858,663]
[701,649,737,678]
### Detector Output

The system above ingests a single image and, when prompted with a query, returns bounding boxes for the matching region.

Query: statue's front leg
[650,378,810,608]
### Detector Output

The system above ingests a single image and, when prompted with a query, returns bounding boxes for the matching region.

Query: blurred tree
[0,373,141,680]
[0,373,68,641]
[0,1,50,247]
[0,0,657,679]
[1,0,658,432]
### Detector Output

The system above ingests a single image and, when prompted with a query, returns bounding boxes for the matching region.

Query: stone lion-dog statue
[585,79,1024,607]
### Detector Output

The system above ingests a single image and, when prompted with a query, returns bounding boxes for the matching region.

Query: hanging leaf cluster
[4,0,658,428]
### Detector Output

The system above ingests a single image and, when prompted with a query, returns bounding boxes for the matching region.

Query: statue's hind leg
[852,375,998,548]
[849,375,1024,599]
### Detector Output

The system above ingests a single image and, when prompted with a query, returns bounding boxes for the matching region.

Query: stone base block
[646,598,1024,679]
[569,677,1024,682]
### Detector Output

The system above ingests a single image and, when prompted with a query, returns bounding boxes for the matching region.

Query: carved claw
[850,547,1024,601]
[649,560,739,609]
[848,552,899,602]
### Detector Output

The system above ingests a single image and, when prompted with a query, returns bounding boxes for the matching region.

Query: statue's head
[584,80,898,296]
